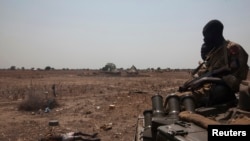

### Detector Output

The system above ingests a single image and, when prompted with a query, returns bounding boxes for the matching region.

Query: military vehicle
[134,81,250,141]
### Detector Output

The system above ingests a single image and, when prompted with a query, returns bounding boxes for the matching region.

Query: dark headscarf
[202,19,224,37]
[201,19,225,60]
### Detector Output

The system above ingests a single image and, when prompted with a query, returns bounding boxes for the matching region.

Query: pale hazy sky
[1,0,250,69]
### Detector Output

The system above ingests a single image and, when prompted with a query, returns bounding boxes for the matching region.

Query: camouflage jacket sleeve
[222,41,249,92]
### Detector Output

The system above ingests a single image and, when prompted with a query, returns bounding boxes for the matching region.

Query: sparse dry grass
[0,70,249,141]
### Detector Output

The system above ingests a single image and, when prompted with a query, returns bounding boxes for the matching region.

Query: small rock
[96,106,101,110]
[109,104,115,109]
[100,123,112,131]
[49,120,59,126]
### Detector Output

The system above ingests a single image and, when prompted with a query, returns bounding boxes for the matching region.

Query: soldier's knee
[208,85,236,105]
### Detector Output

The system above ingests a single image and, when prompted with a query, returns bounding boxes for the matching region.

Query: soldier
[177,19,249,108]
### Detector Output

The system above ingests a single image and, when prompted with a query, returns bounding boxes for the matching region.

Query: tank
[133,82,250,141]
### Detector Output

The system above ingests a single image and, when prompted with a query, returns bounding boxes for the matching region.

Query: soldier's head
[202,19,225,47]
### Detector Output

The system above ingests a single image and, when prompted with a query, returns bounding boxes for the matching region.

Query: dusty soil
[0,70,249,141]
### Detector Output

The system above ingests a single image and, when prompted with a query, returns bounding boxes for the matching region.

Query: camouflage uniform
[177,40,249,107]
[202,40,249,92]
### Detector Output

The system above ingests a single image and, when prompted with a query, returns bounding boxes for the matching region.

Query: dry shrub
[18,91,59,111]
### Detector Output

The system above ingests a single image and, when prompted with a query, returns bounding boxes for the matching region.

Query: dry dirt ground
[0,70,249,141]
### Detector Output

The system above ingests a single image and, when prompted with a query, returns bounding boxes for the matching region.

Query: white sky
[1,0,250,69]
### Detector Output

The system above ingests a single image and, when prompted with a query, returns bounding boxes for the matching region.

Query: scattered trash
[100,123,112,131]
[44,107,51,113]
[40,131,100,141]
[96,106,101,110]
[85,111,92,114]
[49,120,59,126]
[109,104,115,109]
[37,109,42,114]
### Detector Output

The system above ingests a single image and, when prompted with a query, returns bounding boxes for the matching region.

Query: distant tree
[45,66,52,70]
[10,66,16,70]
[102,63,116,71]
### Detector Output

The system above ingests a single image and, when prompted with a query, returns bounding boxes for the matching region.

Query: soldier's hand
[190,77,206,90]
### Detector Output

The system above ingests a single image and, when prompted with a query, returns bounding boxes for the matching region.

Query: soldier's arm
[222,43,248,92]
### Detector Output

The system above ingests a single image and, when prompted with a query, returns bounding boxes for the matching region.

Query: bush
[18,91,59,111]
